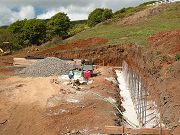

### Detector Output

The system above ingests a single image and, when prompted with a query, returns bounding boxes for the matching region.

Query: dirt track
[0,66,121,135]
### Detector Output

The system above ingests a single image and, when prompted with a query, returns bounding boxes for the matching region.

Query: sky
[0,0,150,26]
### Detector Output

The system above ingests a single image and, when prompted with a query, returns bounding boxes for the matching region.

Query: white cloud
[37,5,95,20]
[36,0,150,21]
[19,6,35,20]
[0,0,151,25]
[0,0,150,9]
[0,5,35,26]
[37,10,57,20]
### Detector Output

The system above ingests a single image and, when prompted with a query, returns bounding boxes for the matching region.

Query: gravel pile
[19,57,74,77]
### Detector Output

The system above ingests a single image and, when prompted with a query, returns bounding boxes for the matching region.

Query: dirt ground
[0,66,121,135]
[116,4,170,26]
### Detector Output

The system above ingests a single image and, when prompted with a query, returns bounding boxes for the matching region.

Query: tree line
[7,12,70,49]
[0,1,154,51]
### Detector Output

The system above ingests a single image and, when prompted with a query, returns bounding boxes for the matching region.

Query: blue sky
[0,0,150,26]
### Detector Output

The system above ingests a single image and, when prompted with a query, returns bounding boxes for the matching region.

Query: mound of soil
[68,37,108,47]
[31,37,108,56]
[0,56,14,78]
[0,56,13,66]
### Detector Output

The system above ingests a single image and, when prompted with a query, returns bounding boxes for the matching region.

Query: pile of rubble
[19,57,74,77]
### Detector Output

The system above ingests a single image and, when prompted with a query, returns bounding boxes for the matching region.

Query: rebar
[122,61,148,127]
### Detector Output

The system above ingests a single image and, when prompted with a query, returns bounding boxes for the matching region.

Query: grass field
[68,3,180,47]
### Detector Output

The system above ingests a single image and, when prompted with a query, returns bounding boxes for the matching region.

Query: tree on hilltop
[47,12,70,39]
[88,8,113,27]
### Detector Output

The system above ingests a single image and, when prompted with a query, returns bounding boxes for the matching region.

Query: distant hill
[0,25,8,29]
[68,2,180,47]
[70,20,87,25]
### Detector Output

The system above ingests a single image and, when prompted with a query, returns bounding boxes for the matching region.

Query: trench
[115,61,163,128]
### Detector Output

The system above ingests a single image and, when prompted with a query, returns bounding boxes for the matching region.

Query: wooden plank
[125,127,170,135]
[103,126,124,134]
[103,126,170,135]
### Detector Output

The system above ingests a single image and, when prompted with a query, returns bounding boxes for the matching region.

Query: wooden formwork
[103,126,170,135]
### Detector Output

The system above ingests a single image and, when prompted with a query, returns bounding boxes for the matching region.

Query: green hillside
[68,3,180,47]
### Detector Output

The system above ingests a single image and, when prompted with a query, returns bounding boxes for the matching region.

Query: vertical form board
[132,72,136,102]
[142,80,145,126]
[140,78,143,126]
[128,68,131,89]
[144,83,147,126]
[139,76,141,119]
[137,74,140,114]
[134,72,138,104]
[141,79,144,126]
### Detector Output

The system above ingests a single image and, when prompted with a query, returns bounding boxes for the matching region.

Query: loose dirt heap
[29,37,108,57]
[0,56,13,66]
[0,56,14,79]
[18,57,74,77]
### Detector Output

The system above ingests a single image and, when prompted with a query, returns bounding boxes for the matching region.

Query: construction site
[0,1,180,135]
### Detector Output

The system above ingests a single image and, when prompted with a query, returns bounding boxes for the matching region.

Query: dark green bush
[47,12,70,37]
[175,53,180,61]
[88,8,113,27]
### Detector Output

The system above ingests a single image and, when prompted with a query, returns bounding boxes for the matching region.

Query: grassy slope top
[68,3,180,47]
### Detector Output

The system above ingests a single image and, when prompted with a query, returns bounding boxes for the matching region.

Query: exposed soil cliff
[124,30,180,135]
